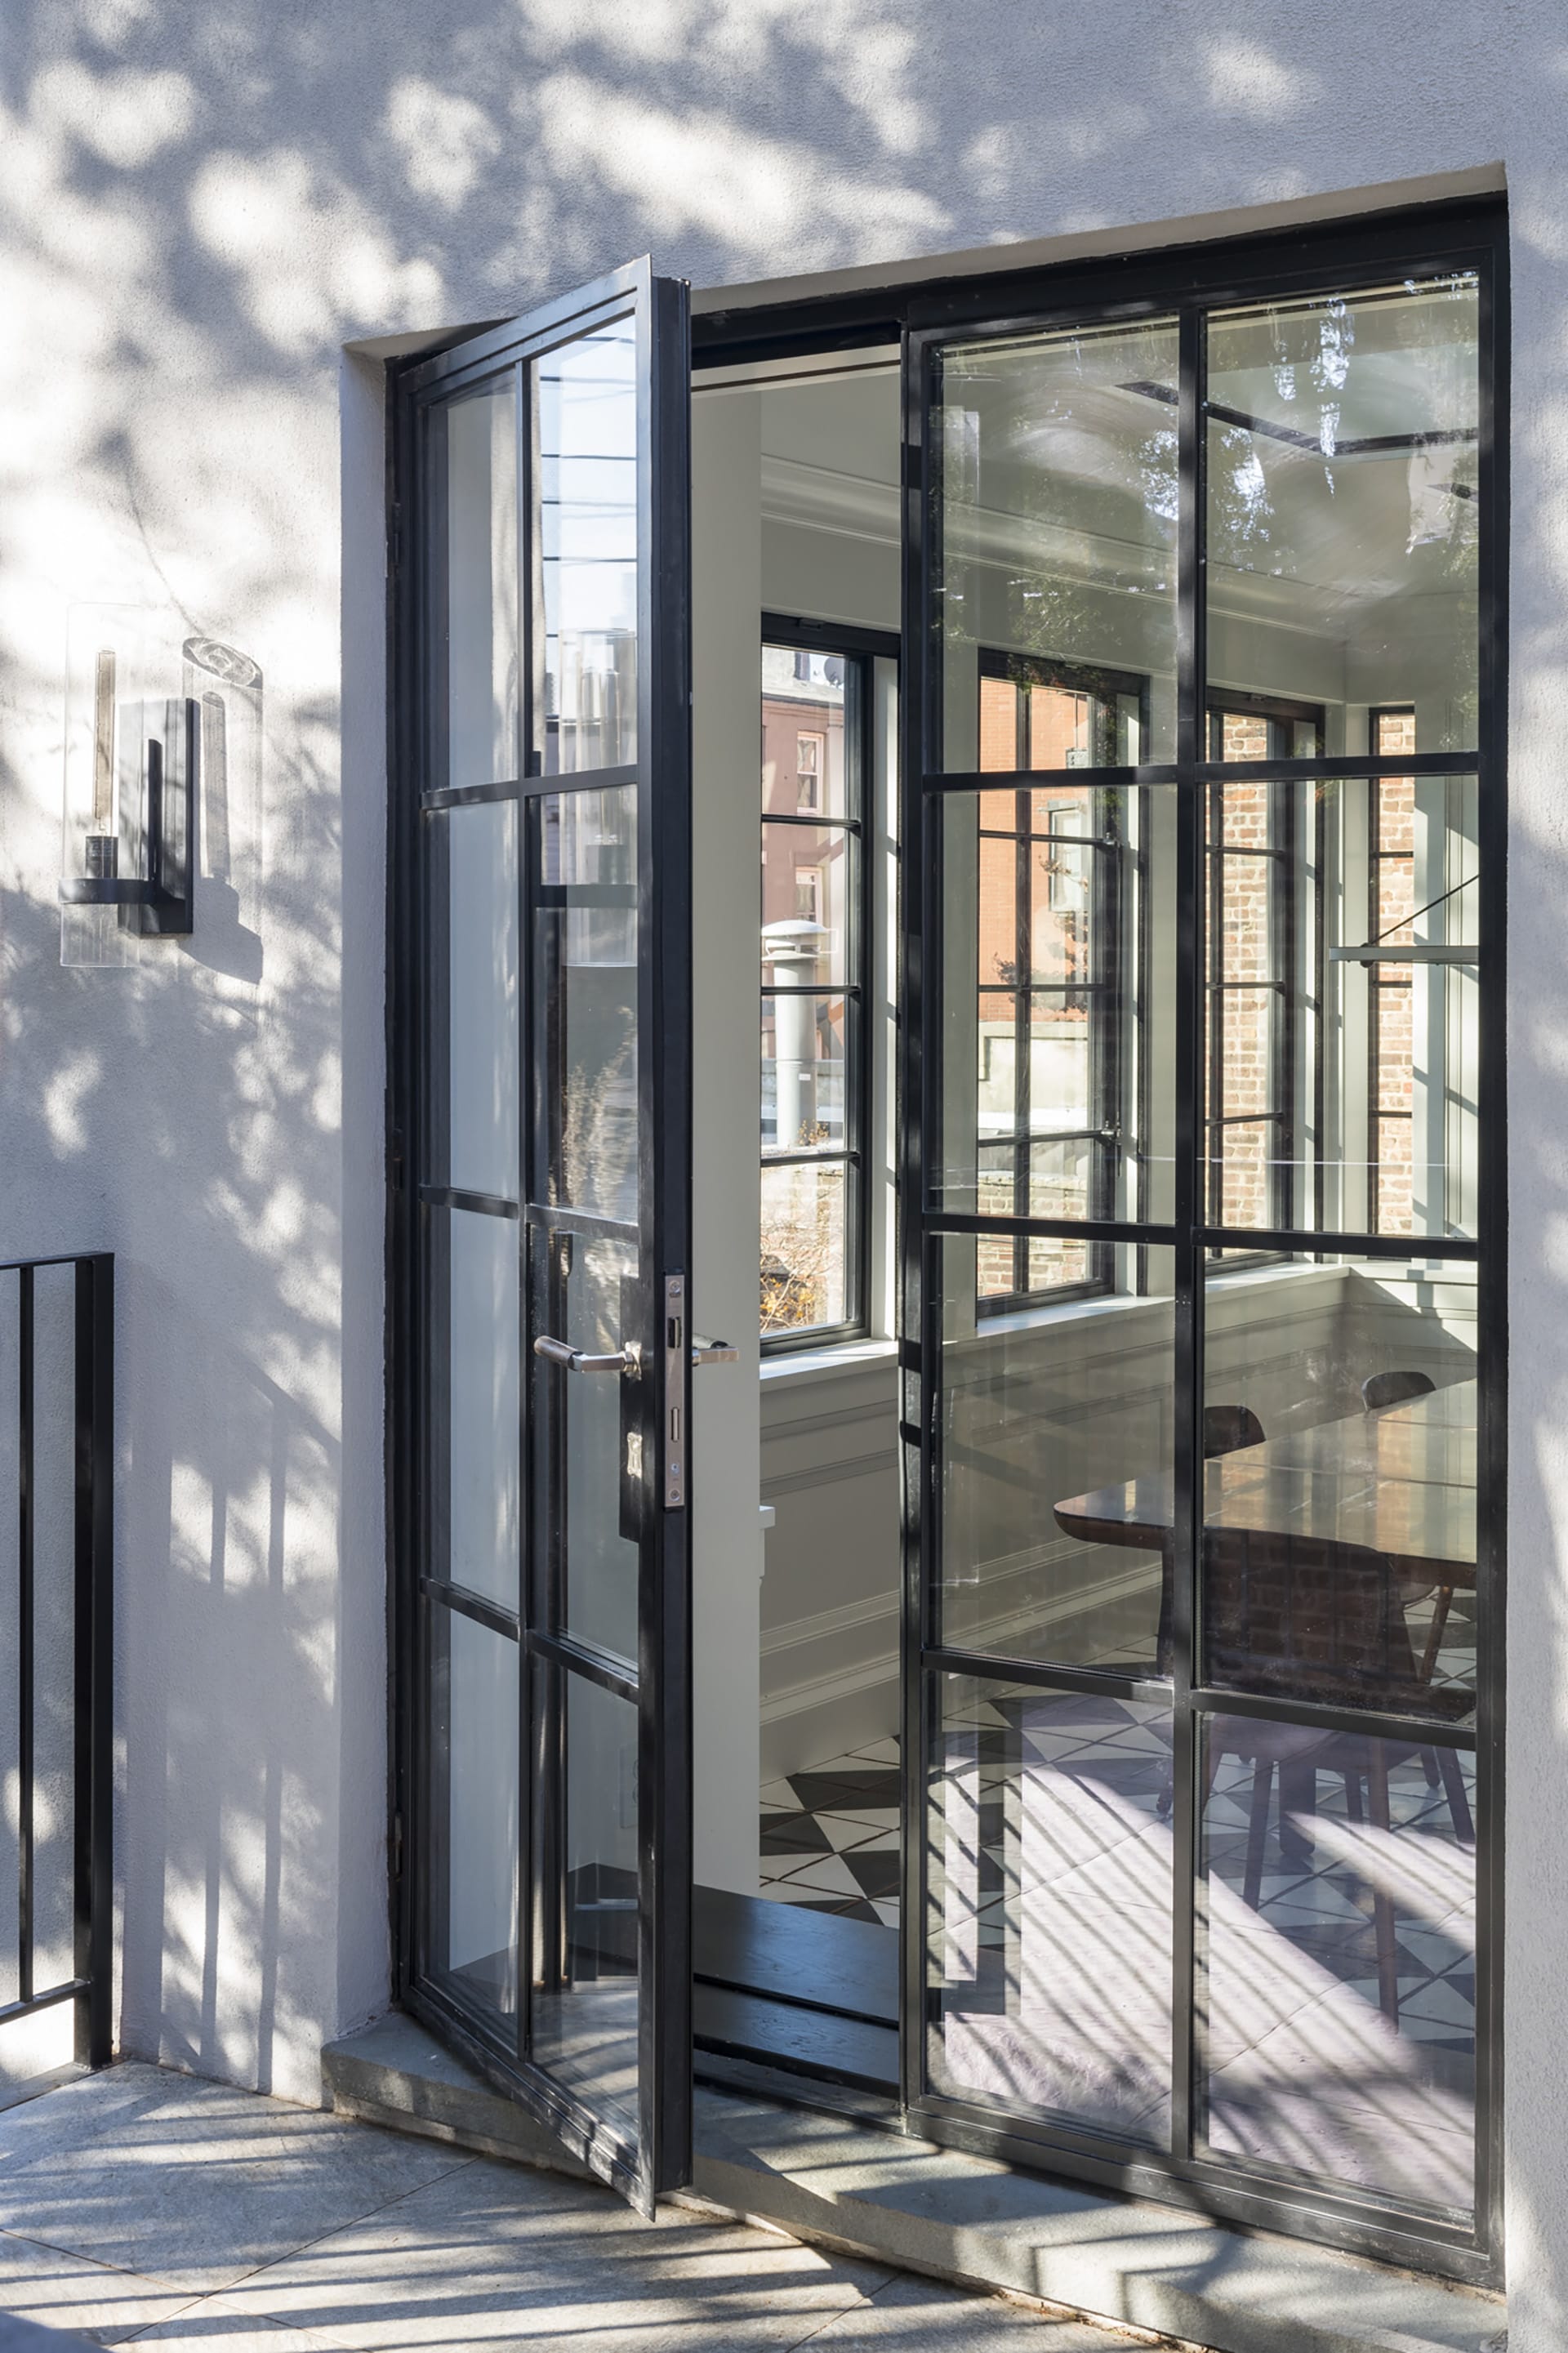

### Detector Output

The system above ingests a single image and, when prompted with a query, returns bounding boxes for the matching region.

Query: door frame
[385,258,694,2210]
[385,193,1507,2277]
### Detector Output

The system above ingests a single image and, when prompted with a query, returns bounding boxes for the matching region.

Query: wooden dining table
[1053,1378,1477,1593]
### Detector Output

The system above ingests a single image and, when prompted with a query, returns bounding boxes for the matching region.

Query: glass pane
[427,1607,519,2028]
[938,1234,1176,1672]
[760,1160,847,1336]
[941,787,1175,1223]
[933,319,1178,769]
[426,801,519,1201]
[1198,1721,1474,2213]
[760,822,853,986]
[532,1670,640,2148]
[537,321,638,774]
[929,1677,1172,2142]
[536,787,638,1222]
[434,1209,520,1612]
[1201,1254,1477,1712]
[1206,279,1479,755]
[535,1228,640,1668]
[761,994,848,1156]
[432,381,519,792]
[761,644,849,818]
[1203,779,1479,1240]
[1026,1229,1089,1295]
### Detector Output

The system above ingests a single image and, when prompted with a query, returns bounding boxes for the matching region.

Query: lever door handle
[533,1335,642,1375]
[690,1336,737,1366]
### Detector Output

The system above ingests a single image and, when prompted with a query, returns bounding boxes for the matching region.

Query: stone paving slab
[0,2317,96,2352]
[0,2062,1134,2351]
[0,2063,464,2299]
[0,2227,191,2343]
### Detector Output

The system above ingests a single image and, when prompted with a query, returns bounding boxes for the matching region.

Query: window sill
[759,1335,897,1387]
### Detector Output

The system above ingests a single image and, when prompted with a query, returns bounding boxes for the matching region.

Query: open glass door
[394,259,692,2213]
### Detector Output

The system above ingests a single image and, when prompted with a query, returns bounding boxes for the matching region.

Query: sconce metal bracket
[60,696,198,938]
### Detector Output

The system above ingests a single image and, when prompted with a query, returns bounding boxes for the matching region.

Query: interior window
[1368,706,1418,1233]
[760,639,864,1345]
[1202,694,1324,1247]
[973,652,1148,1312]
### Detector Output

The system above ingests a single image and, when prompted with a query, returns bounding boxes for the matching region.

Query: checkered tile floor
[945,1685,1477,2056]
[761,1700,1476,2059]
[759,1739,902,1926]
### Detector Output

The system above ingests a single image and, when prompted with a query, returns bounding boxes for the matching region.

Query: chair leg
[1419,1747,1441,1789]
[1365,1751,1401,2028]
[1344,1771,1365,1825]
[1278,1759,1315,1867]
[1243,1758,1272,1910]
[1421,1585,1454,1683]
[1436,1745,1476,1847]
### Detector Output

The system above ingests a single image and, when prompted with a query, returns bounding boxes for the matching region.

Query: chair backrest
[1202,1523,1424,1710]
[1361,1367,1436,1413]
[1203,1402,1266,1459]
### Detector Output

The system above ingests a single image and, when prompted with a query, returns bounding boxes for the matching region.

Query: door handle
[533,1335,643,1375]
[691,1336,737,1366]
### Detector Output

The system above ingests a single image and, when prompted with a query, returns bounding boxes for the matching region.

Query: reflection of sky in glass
[538,323,639,773]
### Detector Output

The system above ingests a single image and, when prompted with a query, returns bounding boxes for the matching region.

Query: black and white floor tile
[761,1699,1476,2060]
[759,1737,902,1926]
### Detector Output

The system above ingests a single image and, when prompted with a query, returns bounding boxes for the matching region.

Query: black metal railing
[1,1254,112,2073]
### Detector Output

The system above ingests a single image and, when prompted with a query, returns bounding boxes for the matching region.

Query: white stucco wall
[2,2,1564,2331]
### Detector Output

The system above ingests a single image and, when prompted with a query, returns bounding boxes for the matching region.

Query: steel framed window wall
[893,203,1507,2284]
[758,613,882,1354]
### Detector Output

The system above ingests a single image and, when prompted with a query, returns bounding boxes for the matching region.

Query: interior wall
[760,1357,900,1778]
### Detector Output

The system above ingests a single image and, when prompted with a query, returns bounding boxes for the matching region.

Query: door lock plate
[663,1272,687,1509]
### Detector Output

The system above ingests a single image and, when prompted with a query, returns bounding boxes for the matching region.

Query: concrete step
[322,2013,1506,2353]
[692,2086,1505,2353]
[323,2010,592,2177]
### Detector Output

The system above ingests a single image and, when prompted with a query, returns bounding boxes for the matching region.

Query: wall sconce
[60,609,198,965]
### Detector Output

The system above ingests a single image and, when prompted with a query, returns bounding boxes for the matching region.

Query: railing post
[17,1265,33,2012]
[73,1254,114,2069]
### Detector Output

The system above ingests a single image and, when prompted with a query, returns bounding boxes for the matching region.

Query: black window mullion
[1170,296,1205,2173]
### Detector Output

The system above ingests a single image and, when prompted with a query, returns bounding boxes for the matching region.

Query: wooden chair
[1361,1367,1435,1413]
[1360,1370,1454,1679]
[1203,1524,1474,2025]
[1203,1403,1266,1459]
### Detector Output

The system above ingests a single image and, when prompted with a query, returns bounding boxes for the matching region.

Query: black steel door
[391,259,693,2213]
